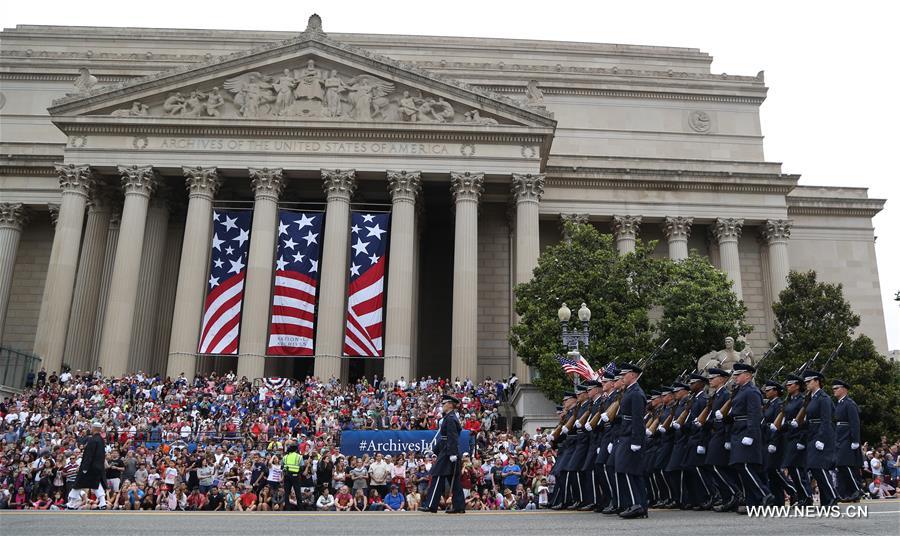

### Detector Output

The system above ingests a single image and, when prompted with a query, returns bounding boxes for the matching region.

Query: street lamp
[558,302,591,352]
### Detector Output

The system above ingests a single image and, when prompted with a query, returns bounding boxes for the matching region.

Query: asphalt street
[1,500,897,536]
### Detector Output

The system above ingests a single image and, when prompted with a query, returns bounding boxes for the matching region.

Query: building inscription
[155,138,452,155]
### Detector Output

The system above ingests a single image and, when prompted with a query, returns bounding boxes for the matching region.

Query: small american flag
[556,353,598,381]
[343,212,390,357]
[267,211,322,356]
[198,210,253,355]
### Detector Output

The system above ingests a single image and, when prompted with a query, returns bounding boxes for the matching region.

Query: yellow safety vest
[283,452,301,474]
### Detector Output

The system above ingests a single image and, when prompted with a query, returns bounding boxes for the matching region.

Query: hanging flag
[263,377,289,391]
[555,353,598,381]
[198,210,253,355]
[267,211,323,356]
[343,212,390,357]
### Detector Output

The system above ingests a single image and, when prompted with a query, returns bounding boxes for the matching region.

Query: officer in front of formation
[761,380,797,506]
[422,394,465,513]
[728,362,774,509]
[780,373,813,505]
[832,379,863,502]
[799,369,838,507]
[614,362,648,519]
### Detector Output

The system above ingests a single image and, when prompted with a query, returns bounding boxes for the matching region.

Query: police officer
[423,394,465,513]
[707,368,741,512]
[800,370,838,506]
[282,442,303,510]
[762,380,797,506]
[664,382,690,509]
[576,380,603,510]
[615,362,648,519]
[781,373,813,506]
[832,379,863,502]
[728,362,774,509]
[550,392,577,509]
[595,370,620,514]
[683,373,713,510]
[651,386,676,508]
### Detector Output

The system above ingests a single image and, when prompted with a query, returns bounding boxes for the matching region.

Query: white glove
[450,455,457,462]
[645,429,652,437]
[601,413,610,423]
[692,419,701,428]
[584,423,592,432]
[574,420,582,429]
[697,446,706,455]
[767,445,777,454]
[724,442,731,450]
[658,426,667,434]
[630,444,641,452]
[596,447,601,454]
[715,410,723,420]
[672,422,681,431]
[742,437,753,446]
[815,441,824,451]
[790,420,798,429]
[607,443,613,454]
[561,426,569,435]
[769,424,778,433]
[796,443,805,451]
[851,442,859,450]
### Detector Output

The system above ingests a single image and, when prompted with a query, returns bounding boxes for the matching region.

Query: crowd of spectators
[0,368,560,511]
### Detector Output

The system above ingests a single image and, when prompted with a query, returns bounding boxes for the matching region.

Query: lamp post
[558,302,591,353]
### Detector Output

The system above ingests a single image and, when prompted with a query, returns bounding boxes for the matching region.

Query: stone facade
[0,17,888,390]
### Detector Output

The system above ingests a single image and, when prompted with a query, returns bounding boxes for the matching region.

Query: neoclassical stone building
[0,16,888,391]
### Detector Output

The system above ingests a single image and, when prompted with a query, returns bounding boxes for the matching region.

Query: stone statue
[346,74,394,120]
[464,110,498,125]
[698,336,754,372]
[398,90,418,122]
[163,92,186,116]
[294,59,324,102]
[73,67,98,94]
[205,87,225,117]
[525,79,544,105]
[322,70,347,117]
[111,101,150,117]
[224,72,275,117]
[433,98,455,122]
[273,69,297,115]
[182,91,205,117]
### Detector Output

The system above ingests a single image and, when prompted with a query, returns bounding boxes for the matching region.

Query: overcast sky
[3,0,897,349]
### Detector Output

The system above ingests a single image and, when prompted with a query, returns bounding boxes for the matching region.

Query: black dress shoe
[619,505,648,519]
[550,504,565,510]
[446,509,465,514]
[418,507,437,513]
[797,497,812,507]
[713,498,736,512]
[663,500,677,509]
[849,490,863,503]
[578,503,596,511]
[601,505,620,515]
[570,502,585,509]
[699,500,713,510]
[762,494,777,506]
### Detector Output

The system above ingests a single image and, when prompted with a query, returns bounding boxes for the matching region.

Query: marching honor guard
[550,392,578,509]
[706,368,740,512]
[597,370,622,514]
[422,394,465,513]
[832,379,863,502]
[781,373,814,505]
[664,382,690,509]
[800,370,838,507]
[576,380,603,510]
[683,374,713,510]
[728,363,774,509]
[566,383,594,509]
[651,386,676,508]
[615,362,649,519]
[762,380,797,505]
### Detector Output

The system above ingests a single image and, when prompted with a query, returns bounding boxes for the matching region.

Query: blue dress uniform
[683,376,712,509]
[651,389,675,508]
[550,394,576,508]
[832,380,863,501]
[576,381,603,509]
[563,386,592,507]
[643,392,662,505]
[761,381,797,505]
[727,363,773,507]
[664,384,690,507]
[423,395,465,513]
[801,370,838,506]
[614,362,649,518]
[705,368,741,511]
[588,387,612,512]
[598,380,622,514]
[780,374,813,505]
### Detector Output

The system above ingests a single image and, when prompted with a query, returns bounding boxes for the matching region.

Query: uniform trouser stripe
[591,470,596,503]
[793,468,811,499]
[615,471,621,508]
[679,470,684,502]
[626,474,636,506]
[427,476,442,509]
[713,465,736,494]
[744,464,767,497]
[562,472,570,504]
[603,465,613,504]
[696,467,711,495]
[576,472,583,501]
[816,468,837,501]
[777,470,797,495]
[844,466,861,492]
[661,471,672,495]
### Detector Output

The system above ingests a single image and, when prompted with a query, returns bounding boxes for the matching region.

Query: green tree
[759,270,900,441]
[643,254,751,389]
[509,222,668,400]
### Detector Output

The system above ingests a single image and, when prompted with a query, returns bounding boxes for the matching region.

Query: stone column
[96,165,157,377]
[166,167,221,378]
[0,204,28,340]
[128,195,169,374]
[409,205,422,379]
[663,216,693,261]
[450,171,484,382]
[612,215,641,254]
[33,164,94,373]
[152,221,184,376]
[714,218,744,300]
[64,192,112,371]
[314,169,356,381]
[383,170,421,382]
[236,168,285,381]
[762,219,792,300]
[512,173,545,380]
[91,213,120,369]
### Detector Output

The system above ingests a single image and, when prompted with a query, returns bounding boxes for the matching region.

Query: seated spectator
[352,488,368,511]
[367,489,384,511]
[238,484,257,511]
[316,486,335,511]
[406,488,420,511]
[335,485,353,511]
[383,484,405,511]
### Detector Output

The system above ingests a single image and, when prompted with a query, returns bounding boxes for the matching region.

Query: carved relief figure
[111,101,150,117]
[182,91,205,117]
[294,59,324,102]
[73,67,98,94]
[525,79,544,105]
[205,87,225,117]
[346,74,394,120]
[273,69,297,115]
[464,110,498,125]
[224,72,275,117]
[398,90,419,122]
[163,92,186,115]
[433,98,455,122]
[323,70,347,117]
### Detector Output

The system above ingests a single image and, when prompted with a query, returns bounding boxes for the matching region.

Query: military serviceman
[781,373,814,506]
[651,386,676,508]
[422,394,465,513]
[550,392,578,509]
[728,362,774,509]
[563,383,593,508]
[800,369,838,507]
[762,380,797,505]
[707,368,741,512]
[683,373,713,510]
[832,379,863,502]
[576,379,603,510]
[596,369,621,514]
[614,362,648,519]
[664,382,690,508]
[643,391,663,505]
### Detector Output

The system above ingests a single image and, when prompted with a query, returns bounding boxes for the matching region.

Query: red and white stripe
[198,273,245,355]
[343,257,386,356]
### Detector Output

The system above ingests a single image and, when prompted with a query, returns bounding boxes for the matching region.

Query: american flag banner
[267,211,323,355]
[556,353,598,381]
[343,212,390,357]
[198,210,253,355]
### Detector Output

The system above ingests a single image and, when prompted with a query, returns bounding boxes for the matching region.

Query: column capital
[54,163,94,198]
[387,170,421,204]
[612,215,642,240]
[511,173,545,203]
[713,217,744,243]
[249,167,285,202]
[322,168,356,201]
[0,203,28,231]
[761,219,792,244]
[183,166,221,200]
[118,165,157,198]
[663,216,693,241]
[87,183,119,214]
[450,171,484,203]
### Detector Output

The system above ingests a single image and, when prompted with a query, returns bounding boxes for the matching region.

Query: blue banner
[340,430,471,457]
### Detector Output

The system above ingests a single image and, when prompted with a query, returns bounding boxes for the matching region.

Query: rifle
[603,339,669,423]
[719,342,779,418]
[795,343,843,427]
[773,352,818,431]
